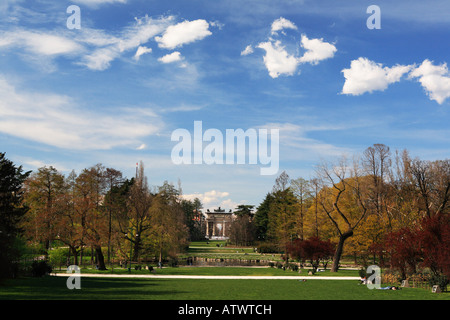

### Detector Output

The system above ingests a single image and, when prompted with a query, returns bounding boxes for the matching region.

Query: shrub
[168,258,178,267]
[381,272,399,285]
[48,247,69,271]
[429,274,449,292]
[358,267,367,278]
[289,264,299,272]
[31,260,52,277]
[257,242,279,254]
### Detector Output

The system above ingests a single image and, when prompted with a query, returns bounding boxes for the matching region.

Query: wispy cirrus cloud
[80,15,174,70]
[0,76,163,150]
[0,11,216,71]
[70,0,127,8]
[134,46,152,61]
[240,45,254,56]
[259,122,350,160]
[0,28,84,56]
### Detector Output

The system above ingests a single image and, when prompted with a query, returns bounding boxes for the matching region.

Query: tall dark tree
[150,181,188,264]
[103,168,123,265]
[229,205,255,246]
[0,153,30,279]
[181,197,204,241]
[125,161,153,262]
[75,164,108,270]
[268,188,299,255]
[234,205,255,217]
[254,193,274,241]
[23,166,66,253]
[291,177,312,241]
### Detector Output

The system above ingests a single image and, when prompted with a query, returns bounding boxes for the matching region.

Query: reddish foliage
[420,214,450,277]
[287,237,334,269]
[384,227,422,278]
[383,213,450,278]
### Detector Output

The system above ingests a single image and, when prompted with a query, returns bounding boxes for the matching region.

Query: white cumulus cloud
[409,59,450,104]
[298,34,337,65]
[252,17,337,79]
[257,41,300,78]
[155,19,212,50]
[341,57,413,96]
[271,17,298,35]
[158,51,183,64]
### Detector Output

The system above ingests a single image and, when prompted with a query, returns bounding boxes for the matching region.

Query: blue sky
[1,0,450,210]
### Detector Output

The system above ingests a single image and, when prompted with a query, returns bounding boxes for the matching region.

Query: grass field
[180,240,282,262]
[2,241,448,301]
[1,276,449,300]
[75,266,360,277]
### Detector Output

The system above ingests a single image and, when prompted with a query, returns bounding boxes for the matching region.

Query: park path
[53,273,360,280]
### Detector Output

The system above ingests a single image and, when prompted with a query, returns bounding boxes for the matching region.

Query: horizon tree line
[253,144,449,278]
[21,161,198,270]
[0,143,448,281]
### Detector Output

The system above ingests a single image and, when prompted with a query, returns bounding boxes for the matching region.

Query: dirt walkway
[54,273,360,280]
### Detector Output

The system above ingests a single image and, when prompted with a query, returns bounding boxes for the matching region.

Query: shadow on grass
[0,276,188,300]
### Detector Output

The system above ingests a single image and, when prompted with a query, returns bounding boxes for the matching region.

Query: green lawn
[183,241,279,261]
[5,241,446,301]
[1,276,448,300]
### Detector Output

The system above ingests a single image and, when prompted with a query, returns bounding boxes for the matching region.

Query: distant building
[205,207,234,240]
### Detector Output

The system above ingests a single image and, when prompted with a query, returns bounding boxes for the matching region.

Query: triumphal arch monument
[205,207,234,240]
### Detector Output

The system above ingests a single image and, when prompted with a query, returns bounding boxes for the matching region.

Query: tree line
[0,156,203,278]
[229,144,449,281]
[1,144,449,282]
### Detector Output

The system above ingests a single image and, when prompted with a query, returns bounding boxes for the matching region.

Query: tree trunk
[331,230,353,272]
[107,210,112,265]
[133,236,142,262]
[95,246,107,270]
[70,246,78,266]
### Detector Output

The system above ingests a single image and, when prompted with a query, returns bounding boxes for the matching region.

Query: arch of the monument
[205,207,234,240]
